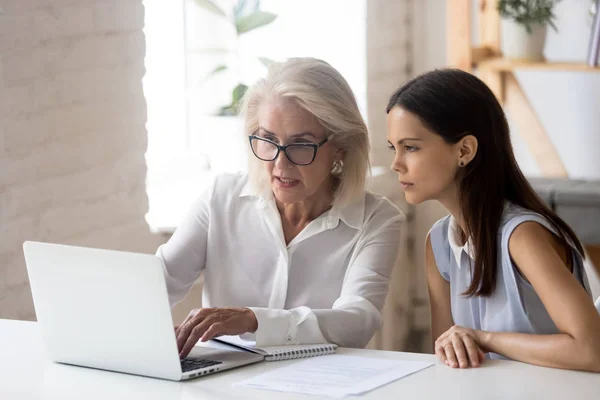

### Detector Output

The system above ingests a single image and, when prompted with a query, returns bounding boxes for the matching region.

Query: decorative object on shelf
[194,0,277,115]
[497,0,559,61]
[588,0,600,66]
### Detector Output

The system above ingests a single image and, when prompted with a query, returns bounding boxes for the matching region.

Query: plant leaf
[193,0,227,18]
[235,11,277,34]
[217,83,249,115]
[208,64,228,77]
[496,0,558,32]
[257,57,275,68]
[232,83,249,105]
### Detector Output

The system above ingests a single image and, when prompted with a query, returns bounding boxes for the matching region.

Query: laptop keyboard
[181,357,222,373]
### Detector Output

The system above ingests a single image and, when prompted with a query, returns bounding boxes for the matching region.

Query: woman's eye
[387,144,396,152]
[405,146,418,152]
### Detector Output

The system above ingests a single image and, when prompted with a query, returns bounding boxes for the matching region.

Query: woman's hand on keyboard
[175,307,258,359]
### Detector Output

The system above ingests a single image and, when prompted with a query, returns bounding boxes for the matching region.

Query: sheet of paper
[234,354,433,398]
[216,334,257,348]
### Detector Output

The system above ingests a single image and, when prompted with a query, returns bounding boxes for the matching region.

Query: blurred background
[1,0,599,354]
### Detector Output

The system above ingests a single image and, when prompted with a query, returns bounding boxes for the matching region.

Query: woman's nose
[274,149,292,169]
[390,156,406,173]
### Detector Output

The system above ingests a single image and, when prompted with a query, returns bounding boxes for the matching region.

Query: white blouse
[157,173,405,348]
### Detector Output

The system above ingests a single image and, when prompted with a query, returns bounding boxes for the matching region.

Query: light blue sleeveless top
[429,204,592,360]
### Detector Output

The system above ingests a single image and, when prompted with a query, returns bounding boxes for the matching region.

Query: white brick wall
[367,0,414,166]
[0,0,164,321]
[365,0,434,352]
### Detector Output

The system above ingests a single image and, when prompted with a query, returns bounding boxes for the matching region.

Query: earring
[459,161,465,167]
[331,160,343,175]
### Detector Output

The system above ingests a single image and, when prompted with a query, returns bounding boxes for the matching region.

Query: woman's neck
[276,188,334,227]
[275,179,335,245]
[438,189,468,244]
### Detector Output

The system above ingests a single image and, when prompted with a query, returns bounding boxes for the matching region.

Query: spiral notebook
[214,335,337,361]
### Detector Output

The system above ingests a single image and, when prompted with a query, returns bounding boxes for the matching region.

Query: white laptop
[22,241,264,381]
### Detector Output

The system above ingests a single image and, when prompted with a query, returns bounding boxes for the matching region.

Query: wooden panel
[504,73,568,177]
[479,58,600,72]
[479,0,500,51]
[471,46,494,63]
[477,0,503,102]
[446,0,472,71]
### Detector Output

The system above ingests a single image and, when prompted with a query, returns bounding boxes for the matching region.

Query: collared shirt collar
[327,194,365,230]
[239,180,272,209]
[239,181,365,230]
[448,216,475,269]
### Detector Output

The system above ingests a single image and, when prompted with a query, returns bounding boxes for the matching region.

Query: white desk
[1,319,599,399]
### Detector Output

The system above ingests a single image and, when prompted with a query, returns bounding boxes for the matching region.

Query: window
[143,0,366,231]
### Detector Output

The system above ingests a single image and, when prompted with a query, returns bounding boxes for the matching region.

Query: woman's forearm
[480,330,600,372]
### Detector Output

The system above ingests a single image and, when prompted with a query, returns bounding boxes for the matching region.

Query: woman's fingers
[435,344,448,367]
[179,316,216,359]
[444,342,458,368]
[175,309,198,336]
[463,336,481,368]
[176,310,206,352]
[450,336,469,368]
[200,322,225,343]
[176,307,258,359]
[434,336,448,364]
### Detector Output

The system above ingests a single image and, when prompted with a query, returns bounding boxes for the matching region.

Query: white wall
[0,0,163,321]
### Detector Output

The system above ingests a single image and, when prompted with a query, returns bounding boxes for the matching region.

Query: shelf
[477,57,600,72]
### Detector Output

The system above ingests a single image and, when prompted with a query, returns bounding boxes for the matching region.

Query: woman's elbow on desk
[580,340,600,373]
[557,336,600,373]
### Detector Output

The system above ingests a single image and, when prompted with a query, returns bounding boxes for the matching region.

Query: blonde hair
[240,57,370,205]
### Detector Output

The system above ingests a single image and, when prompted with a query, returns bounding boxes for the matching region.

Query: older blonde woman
[159,58,405,358]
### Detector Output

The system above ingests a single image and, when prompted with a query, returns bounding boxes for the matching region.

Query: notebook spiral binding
[265,345,337,361]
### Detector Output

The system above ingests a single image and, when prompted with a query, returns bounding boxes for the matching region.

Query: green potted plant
[497,0,559,61]
[194,0,277,115]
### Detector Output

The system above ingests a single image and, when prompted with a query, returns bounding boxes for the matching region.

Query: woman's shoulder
[427,215,452,250]
[188,172,249,210]
[209,172,250,197]
[363,191,406,223]
[213,171,248,187]
[429,215,452,235]
[499,203,554,234]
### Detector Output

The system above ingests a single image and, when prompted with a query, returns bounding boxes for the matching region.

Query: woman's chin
[403,192,426,205]
[272,186,304,204]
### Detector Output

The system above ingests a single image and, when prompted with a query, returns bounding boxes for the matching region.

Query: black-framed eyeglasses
[248,134,329,166]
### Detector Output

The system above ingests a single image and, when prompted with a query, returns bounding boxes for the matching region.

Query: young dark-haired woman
[386,69,600,372]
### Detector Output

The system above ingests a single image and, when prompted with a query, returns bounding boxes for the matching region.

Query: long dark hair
[386,69,584,297]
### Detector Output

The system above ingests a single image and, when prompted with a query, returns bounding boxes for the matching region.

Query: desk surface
[1,319,599,400]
